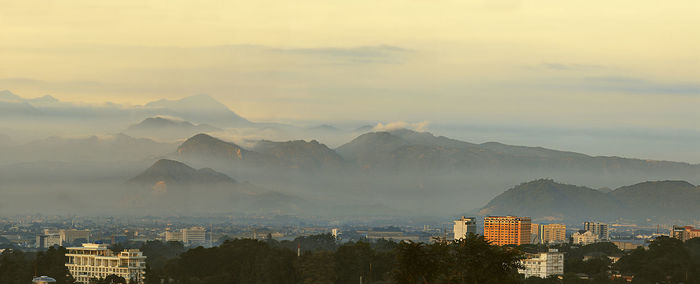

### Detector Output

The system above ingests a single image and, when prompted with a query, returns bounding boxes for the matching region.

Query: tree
[35,246,76,284]
[446,234,523,284]
[0,249,33,284]
[297,251,336,284]
[335,241,377,284]
[392,241,441,283]
[615,236,699,283]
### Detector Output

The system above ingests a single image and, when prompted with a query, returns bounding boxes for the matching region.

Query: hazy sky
[2,0,700,128]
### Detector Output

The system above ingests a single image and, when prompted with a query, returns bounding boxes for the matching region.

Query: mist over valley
[1,91,699,226]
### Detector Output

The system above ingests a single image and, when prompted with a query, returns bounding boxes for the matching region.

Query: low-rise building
[612,240,645,251]
[36,234,61,249]
[60,229,90,245]
[165,227,207,245]
[519,249,564,279]
[65,243,146,284]
[572,230,598,245]
[671,226,700,242]
[358,230,420,242]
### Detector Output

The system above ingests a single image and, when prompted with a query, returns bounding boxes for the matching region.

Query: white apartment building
[584,222,610,241]
[165,227,207,245]
[65,243,146,284]
[36,234,61,248]
[453,216,477,240]
[519,249,564,279]
[39,229,90,246]
[572,230,599,245]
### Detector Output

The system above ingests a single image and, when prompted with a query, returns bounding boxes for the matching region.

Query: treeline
[148,233,523,284]
[3,235,700,283]
[0,246,74,284]
[520,237,700,284]
[141,235,700,284]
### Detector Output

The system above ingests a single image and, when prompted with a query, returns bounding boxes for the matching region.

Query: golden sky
[2,0,700,126]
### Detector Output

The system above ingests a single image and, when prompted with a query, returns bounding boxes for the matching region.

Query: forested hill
[480,179,700,224]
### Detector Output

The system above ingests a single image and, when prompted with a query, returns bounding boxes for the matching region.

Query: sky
[2,1,700,136]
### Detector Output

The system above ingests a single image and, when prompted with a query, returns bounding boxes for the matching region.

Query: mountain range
[176,133,345,170]
[337,129,700,175]
[0,133,174,165]
[175,130,700,178]
[0,90,252,131]
[3,89,700,219]
[479,179,700,224]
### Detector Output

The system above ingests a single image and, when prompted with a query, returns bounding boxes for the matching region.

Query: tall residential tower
[453,216,477,240]
[484,216,531,246]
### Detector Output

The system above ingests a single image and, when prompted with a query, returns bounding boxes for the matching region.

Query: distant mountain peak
[144,94,251,126]
[0,90,22,102]
[177,133,252,160]
[308,124,340,132]
[29,95,59,103]
[129,159,236,187]
[146,94,227,110]
[125,117,221,140]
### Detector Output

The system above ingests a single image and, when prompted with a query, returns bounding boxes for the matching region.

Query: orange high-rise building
[484,216,532,246]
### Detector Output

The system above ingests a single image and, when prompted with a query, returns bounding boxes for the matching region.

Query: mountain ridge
[479,179,700,224]
[129,158,236,186]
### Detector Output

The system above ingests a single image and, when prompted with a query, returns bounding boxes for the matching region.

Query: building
[359,230,420,242]
[484,216,531,246]
[453,216,477,240]
[183,227,206,244]
[112,234,128,245]
[65,243,146,284]
[584,222,609,241]
[60,229,90,245]
[519,249,564,279]
[671,226,700,242]
[32,276,56,283]
[164,230,182,242]
[530,224,540,244]
[165,227,207,245]
[612,240,645,251]
[36,234,61,249]
[572,230,598,245]
[539,224,567,244]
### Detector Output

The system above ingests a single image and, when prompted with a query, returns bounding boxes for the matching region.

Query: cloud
[583,76,700,95]
[373,121,430,132]
[529,62,606,71]
[270,45,410,64]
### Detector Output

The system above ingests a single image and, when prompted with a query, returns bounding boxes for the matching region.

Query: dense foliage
[147,233,523,284]
[615,237,700,283]
[5,235,700,283]
[0,246,74,284]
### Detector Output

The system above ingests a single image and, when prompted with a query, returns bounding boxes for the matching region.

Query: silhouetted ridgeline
[480,179,700,224]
